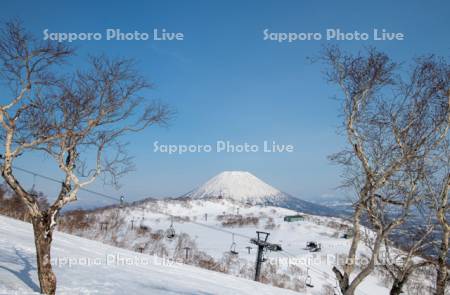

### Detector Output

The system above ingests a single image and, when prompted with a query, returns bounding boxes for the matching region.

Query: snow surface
[133,199,388,294]
[64,198,393,294]
[0,215,301,295]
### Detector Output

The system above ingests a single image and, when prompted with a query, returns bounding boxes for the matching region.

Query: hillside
[0,215,300,295]
[57,198,400,294]
[0,169,436,294]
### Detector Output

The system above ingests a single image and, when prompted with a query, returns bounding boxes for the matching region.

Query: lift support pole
[250,231,282,282]
[254,243,265,282]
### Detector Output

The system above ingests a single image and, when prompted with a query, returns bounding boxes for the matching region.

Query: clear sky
[1,0,449,207]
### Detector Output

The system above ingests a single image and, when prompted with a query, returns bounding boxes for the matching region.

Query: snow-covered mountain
[183,171,339,216]
[184,171,284,204]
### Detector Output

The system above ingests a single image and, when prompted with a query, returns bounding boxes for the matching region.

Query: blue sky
[1,0,449,207]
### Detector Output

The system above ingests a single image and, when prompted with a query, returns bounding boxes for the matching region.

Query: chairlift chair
[260,247,270,262]
[166,216,176,239]
[31,173,37,192]
[261,250,267,262]
[230,243,238,255]
[167,225,175,239]
[229,233,239,255]
[305,268,314,288]
[305,275,314,288]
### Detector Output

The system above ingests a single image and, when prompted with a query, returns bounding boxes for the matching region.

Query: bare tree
[424,136,450,294]
[433,171,450,295]
[381,213,435,295]
[322,46,449,295]
[0,20,171,294]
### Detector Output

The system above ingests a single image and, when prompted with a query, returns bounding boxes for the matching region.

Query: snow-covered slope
[59,198,398,294]
[183,171,338,216]
[0,215,300,295]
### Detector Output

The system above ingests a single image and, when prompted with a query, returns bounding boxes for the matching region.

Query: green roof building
[283,215,305,222]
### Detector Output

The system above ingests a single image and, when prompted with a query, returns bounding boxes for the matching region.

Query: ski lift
[229,233,239,255]
[166,216,176,239]
[305,267,314,288]
[305,275,314,288]
[31,173,36,192]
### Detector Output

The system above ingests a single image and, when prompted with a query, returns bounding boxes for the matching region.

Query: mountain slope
[0,215,300,295]
[183,171,339,216]
[184,171,283,204]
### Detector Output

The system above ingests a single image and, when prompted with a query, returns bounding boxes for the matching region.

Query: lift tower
[250,231,282,282]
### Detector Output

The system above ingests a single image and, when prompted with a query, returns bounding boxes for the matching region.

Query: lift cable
[13,165,121,202]
[12,164,253,238]
[13,164,370,294]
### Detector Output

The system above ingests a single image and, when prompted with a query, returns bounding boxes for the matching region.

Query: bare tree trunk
[435,174,449,295]
[333,200,364,294]
[436,228,449,295]
[32,216,57,295]
[344,233,383,295]
[345,202,364,274]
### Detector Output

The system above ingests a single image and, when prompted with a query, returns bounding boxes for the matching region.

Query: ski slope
[64,198,391,294]
[0,215,301,295]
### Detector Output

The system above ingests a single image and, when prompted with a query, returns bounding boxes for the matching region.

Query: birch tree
[425,137,450,294]
[380,206,435,295]
[0,21,171,294]
[322,46,449,295]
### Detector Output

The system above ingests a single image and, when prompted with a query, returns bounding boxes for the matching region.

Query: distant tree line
[0,183,48,221]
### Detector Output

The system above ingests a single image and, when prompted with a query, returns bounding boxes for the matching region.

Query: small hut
[283,215,305,222]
